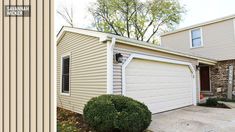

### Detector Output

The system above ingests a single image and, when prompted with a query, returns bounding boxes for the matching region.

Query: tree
[57,6,74,27]
[89,0,185,44]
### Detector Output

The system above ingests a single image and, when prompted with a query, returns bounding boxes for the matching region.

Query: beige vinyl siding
[113,42,200,102]
[161,19,235,60]
[57,32,107,114]
[0,0,55,131]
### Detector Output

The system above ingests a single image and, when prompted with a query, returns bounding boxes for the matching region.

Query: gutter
[106,37,116,94]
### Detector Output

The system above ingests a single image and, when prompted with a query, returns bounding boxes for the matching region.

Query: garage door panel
[132,96,192,106]
[148,97,192,107]
[127,90,192,100]
[126,82,192,90]
[126,69,191,76]
[125,59,194,113]
[127,62,191,72]
[126,85,192,93]
[126,77,191,84]
[148,97,192,109]
[150,100,192,113]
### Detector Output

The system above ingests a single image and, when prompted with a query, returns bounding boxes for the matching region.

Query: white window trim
[189,28,204,49]
[122,53,197,105]
[60,52,71,96]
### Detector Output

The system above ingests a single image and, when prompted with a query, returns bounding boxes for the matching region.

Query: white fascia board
[198,60,216,65]
[113,38,217,65]
[57,27,216,65]
[57,26,109,44]
[122,53,197,105]
[161,14,235,36]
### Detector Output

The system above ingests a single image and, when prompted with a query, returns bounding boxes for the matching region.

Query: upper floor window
[61,55,70,94]
[191,28,203,48]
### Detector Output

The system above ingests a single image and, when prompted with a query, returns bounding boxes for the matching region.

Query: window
[61,55,70,94]
[191,28,202,48]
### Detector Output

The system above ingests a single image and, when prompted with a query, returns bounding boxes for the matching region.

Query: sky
[56,0,235,33]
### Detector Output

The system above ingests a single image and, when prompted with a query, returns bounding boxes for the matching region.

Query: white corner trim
[197,70,201,103]
[106,37,116,94]
[122,53,197,105]
[189,28,204,49]
[60,52,71,96]
[233,19,235,41]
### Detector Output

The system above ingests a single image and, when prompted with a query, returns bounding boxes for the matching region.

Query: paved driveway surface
[149,106,235,132]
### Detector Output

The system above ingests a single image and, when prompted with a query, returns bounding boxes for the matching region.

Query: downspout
[106,37,116,94]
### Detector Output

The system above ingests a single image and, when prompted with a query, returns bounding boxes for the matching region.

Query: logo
[5,5,31,17]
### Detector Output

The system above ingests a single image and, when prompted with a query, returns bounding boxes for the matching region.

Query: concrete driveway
[148,106,235,132]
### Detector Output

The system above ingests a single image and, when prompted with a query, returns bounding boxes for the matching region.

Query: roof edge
[57,27,217,64]
[56,26,109,44]
[161,14,235,37]
[110,37,217,64]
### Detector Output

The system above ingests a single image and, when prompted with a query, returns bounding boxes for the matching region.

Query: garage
[122,54,196,114]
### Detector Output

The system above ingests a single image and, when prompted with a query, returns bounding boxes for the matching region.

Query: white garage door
[125,58,194,113]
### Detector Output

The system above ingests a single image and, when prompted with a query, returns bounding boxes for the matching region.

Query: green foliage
[206,98,218,107]
[218,98,235,102]
[89,0,185,43]
[83,95,152,132]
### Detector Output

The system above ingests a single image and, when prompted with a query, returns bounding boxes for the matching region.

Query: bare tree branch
[57,6,74,27]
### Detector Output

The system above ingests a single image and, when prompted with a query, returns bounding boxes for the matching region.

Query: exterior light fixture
[115,53,123,63]
[196,65,200,70]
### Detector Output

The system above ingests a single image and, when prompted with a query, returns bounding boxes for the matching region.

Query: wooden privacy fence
[0,0,55,131]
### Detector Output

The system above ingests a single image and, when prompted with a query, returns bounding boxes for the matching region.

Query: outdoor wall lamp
[114,53,123,63]
[196,65,200,70]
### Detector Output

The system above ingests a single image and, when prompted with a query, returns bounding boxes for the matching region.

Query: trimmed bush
[218,98,235,103]
[206,98,218,106]
[83,95,152,132]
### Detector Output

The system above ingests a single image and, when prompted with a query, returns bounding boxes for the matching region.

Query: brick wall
[210,60,235,98]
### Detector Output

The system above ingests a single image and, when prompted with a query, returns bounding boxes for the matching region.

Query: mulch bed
[57,107,93,132]
[199,103,231,109]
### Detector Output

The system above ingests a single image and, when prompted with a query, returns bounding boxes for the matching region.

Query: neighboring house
[161,14,235,98]
[57,27,216,114]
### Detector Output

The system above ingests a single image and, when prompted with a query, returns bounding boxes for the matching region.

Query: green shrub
[218,98,235,102]
[83,95,152,132]
[206,98,218,106]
